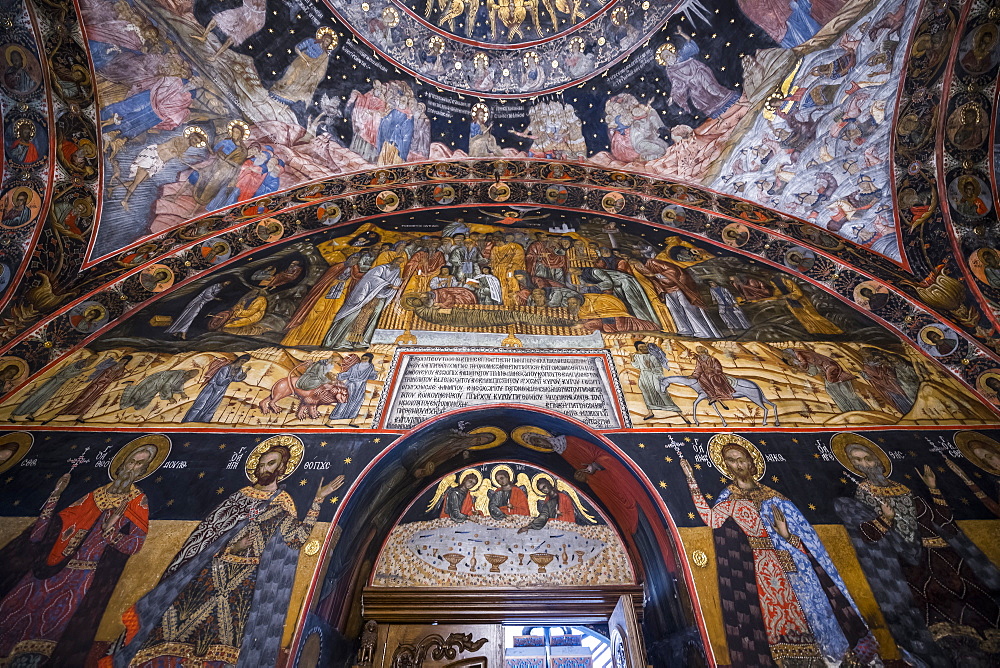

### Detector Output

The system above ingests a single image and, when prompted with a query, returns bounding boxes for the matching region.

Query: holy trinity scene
[1,211,992,430]
[0,432,343,668]
[662,430,1000,667]
[371,460,634,588]
[82,0,912,260]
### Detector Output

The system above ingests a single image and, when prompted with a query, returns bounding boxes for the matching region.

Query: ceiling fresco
[0,0,995,379]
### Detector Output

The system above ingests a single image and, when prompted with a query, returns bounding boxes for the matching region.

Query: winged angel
[427,467,595,532]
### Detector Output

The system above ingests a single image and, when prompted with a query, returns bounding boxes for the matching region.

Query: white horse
[660,375,780,426]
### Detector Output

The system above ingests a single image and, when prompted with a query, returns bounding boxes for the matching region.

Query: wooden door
[608,595,646,668]
[370,623,502,668]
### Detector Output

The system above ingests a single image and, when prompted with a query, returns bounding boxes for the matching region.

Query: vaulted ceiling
[0,0,998,409]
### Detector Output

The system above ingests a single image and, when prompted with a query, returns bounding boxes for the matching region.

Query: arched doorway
[299,406,707,668]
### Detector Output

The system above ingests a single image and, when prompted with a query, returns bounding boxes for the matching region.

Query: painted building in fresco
[0,0,999,665]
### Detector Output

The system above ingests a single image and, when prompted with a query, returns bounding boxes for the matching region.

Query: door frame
[362,585,645,625]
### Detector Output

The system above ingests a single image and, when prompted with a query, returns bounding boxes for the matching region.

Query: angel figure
[486,465,533,519]
[481,206,549,226]
[427,469,491,522]
[517,474,595,533]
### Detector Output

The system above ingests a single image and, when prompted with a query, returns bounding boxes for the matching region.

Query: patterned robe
[116,486,319,668]
[836,481,1000,665]
[0,484,148,665]
[689,482,875,666]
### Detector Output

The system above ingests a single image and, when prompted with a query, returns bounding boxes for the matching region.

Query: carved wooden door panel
[608,595,645,668]
[372,623,502,668]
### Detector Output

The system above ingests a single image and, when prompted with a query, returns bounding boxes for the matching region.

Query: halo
[491,464,515,486]
[0,356,28,382]
[245,434,305,482]
[3,44,29,66]
[473,53,489,67]
[381,8,400,27]
[531,472,556,497]
[108,434,172,482]
[569,36,585,52]
[708,433,765,481]
[489,183,510,201]
[466,425,508,449]
[523,51,539,66]
[955,431,1000,476]
[141,263,174,291]
[183,125,208,147]
[830,433,892,478]
[316,26,339,49]
[319,203,342,224]
[13,118,34,135]
[472,102,489,122]
[655,43,676,65]
[227,119,250,139]
[0,432,32,475]
[976,369,1000,397]
[377,191,399,211]
[456,467,483,488]
[512,425,553,451]
[919,325,946,345]
[79,302,107,322]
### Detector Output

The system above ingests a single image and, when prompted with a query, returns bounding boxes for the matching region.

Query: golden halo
[316,26,339,49]
[977,369,1000,397]
[491,464,515,486]
[955,431,1000,476]
[227,119,250,138]
[523,51,539,66]
[0,356,28,382]
[466,425,508,450]
[708,433,765,481]
[245,434,304,483]
[3,45,29,66]
[655,43,676,65]
[108,434,171,482]
[81,304,107,321]
[472,102,489,122]
[428,36,445,55]
[457,467,483,488]
[473,53,489,67]
[531,472,556,497]
[183,126,208,147]
[569,36,585,52]
[919,325,945,345]
[610,7,628,25]
[0,432,32,475]
[13,118,34,135]
[831,433,892,478]
[512,425,553,451]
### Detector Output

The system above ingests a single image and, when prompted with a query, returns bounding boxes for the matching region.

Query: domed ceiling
[0,0,999,408]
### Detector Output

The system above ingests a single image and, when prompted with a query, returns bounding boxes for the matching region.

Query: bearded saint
[0,444,158,666]
[112,445,342,668]
[835,443,1000,666]
[681,445,879,665]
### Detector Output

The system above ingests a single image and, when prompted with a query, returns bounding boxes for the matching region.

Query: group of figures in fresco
[0,418,999,667]
[677,431,1000,666]
[2,217,992,429]
[0,433,342,667]
[2,0,943,259]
